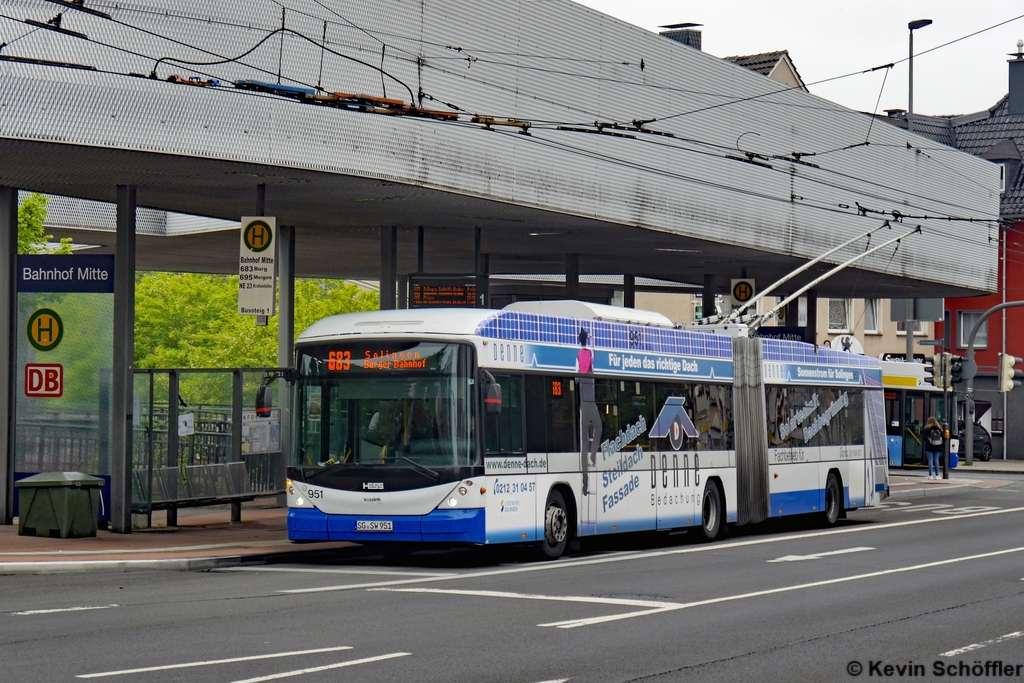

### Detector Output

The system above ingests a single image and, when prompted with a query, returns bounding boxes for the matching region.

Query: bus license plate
[356,520,393,532]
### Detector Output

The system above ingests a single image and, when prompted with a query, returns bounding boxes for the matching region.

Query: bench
[133,461,256,524]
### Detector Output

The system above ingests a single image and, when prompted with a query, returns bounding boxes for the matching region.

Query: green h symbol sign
[244,220,273,253]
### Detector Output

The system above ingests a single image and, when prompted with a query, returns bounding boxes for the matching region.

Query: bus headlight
[296,496,305,506]
[458,486,468,496]
[448,497,458,507]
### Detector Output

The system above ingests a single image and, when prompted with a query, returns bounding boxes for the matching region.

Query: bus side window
[618,380,656,448]
[484,375,524,454]
[524,375,577,454]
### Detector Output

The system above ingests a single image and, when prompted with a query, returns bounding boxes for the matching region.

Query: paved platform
[0,505,350,574]
[1,462,1020,574]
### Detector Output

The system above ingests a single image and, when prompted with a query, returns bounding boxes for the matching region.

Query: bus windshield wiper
[398,457,441,483]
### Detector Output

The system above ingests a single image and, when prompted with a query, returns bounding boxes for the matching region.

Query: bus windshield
[294,341,476,468]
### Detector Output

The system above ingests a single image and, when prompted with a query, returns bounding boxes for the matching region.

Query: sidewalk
[2,462,1020,575]
[0,505,350,575]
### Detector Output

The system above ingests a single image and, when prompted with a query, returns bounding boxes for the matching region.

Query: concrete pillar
[566,254,579,300]
[702,274,717,319]
[398,275,409,309]
[475,227,489,308]
[110,185,136,533]
[623,274,636,308]
[380,226,397,310]
[417,226,425,273]
[0,187,16,525]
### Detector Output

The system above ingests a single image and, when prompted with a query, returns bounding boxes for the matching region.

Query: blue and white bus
[285,300,889,558]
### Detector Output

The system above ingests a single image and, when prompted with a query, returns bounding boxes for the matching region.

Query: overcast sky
[574,0,1024,117]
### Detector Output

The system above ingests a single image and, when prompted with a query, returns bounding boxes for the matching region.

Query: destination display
[409,276,477,308]
[300,341,462,375]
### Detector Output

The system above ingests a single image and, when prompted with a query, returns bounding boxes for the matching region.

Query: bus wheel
[700,482,722,541]
[823,473,840,527]
[540,489,569,559]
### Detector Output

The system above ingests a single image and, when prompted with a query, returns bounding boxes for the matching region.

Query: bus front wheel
[700,481,723,541]
[540,489,569,559]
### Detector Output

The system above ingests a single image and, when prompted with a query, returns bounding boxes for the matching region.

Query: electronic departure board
[409,276,477,308]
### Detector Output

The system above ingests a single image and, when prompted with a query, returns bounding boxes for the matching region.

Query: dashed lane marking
[218,567,455,577]
[14,604,118,616]
[372,587,679,609]
[941,630,1024,657]
[76,646,354,678]
[229,652,411,683]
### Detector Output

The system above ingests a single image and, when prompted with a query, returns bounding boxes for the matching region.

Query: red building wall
[937,221,1024,372]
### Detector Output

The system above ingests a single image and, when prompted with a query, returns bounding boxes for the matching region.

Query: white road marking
[229,652,411,683]
[76,646,354,678]
[767,547,874,563]
[279,506,1024,595]
[372,587,679,609]
[15,604,118,616]
[941,630,1024,657]
[218,567,455,577]
[539,545,1024,629]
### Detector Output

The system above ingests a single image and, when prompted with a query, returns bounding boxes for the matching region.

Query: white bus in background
[283,300,888,558]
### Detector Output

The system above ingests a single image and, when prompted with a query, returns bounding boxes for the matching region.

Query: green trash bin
[15,472,103,538]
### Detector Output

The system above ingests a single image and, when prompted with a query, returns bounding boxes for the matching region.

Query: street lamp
[907,19,932,134]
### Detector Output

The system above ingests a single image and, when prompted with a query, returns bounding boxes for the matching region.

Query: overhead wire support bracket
[44,0,110,19]
[24,16,86,39]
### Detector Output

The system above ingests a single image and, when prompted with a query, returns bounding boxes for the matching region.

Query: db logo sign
[25,364,63,398]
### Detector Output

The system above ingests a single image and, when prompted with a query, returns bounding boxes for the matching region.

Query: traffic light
[941,352,953,388]
[925,353,951,388]
[949,355,964,385]
[924,355,939,387]
[999,353,1023,392]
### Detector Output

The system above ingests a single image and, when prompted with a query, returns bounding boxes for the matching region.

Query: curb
[0,544,355,575]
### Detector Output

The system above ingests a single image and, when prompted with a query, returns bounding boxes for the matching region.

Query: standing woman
[923,416,944,480]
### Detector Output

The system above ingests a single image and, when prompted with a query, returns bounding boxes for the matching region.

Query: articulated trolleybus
[285,301,889,558]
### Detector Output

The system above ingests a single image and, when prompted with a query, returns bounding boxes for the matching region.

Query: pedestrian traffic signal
[949,355,964,385]
[999,353,1023,392]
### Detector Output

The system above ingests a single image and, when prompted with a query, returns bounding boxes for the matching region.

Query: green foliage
[134,273,378,370]
[17,192,72,254]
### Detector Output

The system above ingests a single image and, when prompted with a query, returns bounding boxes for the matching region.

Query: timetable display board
[409,275,477,308]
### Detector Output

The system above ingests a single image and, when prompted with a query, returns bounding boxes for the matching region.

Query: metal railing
[131,368,291,523]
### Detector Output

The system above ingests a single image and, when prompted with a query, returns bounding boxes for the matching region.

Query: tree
[134,272,378,369]
[18,192,72,254]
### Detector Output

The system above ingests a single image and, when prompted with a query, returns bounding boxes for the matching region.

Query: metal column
[623,274,636,308]
[277,223,295,487]
[110,185,136,533]
[805,289,818,346]
[702,274,716,319]
[0,187,17,525]
[380,226,397,310]
[565,254,579,300]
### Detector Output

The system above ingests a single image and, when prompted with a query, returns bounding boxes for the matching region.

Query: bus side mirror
[255,385,272,417]
[479,370,502,415]
[485,382,502,415]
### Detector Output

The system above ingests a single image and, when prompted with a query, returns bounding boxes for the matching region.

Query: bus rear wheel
[822,473,840,527]
[700,481,723,541]
[540,489,569,559]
